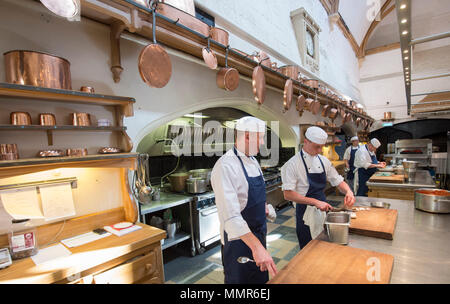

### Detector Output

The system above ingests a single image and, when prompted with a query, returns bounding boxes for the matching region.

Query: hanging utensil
[202,36,218,70]
[321,104,330,118]
[216,46,239,91]
[283,79,293,112]
[252,63,266,105]
[296,94,306,112]
[138,1,172,88]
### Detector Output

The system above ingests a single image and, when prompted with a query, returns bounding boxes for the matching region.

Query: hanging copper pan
[296,94,306,111]
[356,117,361,127]
[283,79,293,112]
[138,2,172,88]
[304,98,314,112]
[321,104,330,117]
[202,37,218,70]
[217,47,239,91]
[311,100,321,115]
[328,108,338,120]
[252,64,265,105]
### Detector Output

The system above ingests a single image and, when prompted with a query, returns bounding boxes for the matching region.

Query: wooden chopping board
[369,174,404,183]
[350,208,398,240]
[268,240,394,284]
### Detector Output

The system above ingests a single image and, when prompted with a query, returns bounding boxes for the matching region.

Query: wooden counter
[0,223,165,284]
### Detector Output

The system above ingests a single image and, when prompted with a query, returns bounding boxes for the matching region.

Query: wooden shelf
[0,82,135,117]
[0,153,138,178]
[0,125,126,131]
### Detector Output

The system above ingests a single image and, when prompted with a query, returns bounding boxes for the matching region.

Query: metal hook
[225,45,230,68]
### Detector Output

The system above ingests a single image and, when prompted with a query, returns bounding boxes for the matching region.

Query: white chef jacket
[343,146,359,161]
[211,148,264,245]
[281,149,344,195]
[354,144,377,170]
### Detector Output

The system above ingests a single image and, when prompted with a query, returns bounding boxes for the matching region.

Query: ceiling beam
[358,0,395,58]
[365,42,400,56]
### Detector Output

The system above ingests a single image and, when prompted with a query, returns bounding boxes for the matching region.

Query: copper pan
[202,37,218,70]
[283,79,293,112]
[321,105,330,117]
[296,94,306,111]
[252,65,265,105]
[39,113,56,126]
[138,4,172,88]
[210,27,229,46]
[155,2,209,36]
[0,144,19,160]
[328,108,338,120]
[4,50,71,89]
[356,117,361,127]
[311,100,321,115]
[72,113,91,126]
[304,98,314,112]
[216,47,239,91]
[279,65,300,80]
[304,79,319,89]
[10,112,32,125]
[257,51,271,68]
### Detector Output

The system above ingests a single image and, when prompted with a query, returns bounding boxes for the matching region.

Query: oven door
[198,205,220,245]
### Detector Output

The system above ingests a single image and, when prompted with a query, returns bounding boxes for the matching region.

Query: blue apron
[296,150,327,249]
[223,148,268,284]
[346,147,358,180]
[356,145,378,197]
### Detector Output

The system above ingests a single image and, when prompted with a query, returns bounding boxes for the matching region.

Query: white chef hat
[351,136,359,142]
[370,138,381,148]
[305,126,328,145]
[235,116,266,133]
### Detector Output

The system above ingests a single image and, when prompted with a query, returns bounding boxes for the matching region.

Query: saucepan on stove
[186,177,208,194]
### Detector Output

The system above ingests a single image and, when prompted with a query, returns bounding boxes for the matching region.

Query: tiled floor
[163,195,344,284]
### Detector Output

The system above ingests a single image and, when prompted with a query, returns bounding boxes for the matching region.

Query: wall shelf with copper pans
[78,0,374,123]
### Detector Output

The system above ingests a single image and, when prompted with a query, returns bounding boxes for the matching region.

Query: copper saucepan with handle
[138,0,172,88]
[216,46,239,91]
[283,79,293,112]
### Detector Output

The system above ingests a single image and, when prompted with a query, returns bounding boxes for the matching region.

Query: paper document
[39,183,76,221]
[0,187,44,220]
[31,243,72,265]
[61,231,111,248]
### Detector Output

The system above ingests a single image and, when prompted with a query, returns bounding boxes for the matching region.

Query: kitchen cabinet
[0,83,166,283]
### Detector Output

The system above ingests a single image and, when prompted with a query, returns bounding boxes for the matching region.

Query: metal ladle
[237,256,255,264]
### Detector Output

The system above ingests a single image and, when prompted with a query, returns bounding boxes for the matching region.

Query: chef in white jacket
[354,138,386,196]
[343,136,360,193]
[281,126,355,249]
[211,116,277,284]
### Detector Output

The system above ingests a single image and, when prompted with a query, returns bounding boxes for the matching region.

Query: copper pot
[280,65,300,79]
[384,112,392,120]
[39,113,56,126]
[80,86,95,93]
[321,105,330,117]
[4,50,71,90]
[217,67,239,91]
[71,113,91,126]
[10,112,32,125]
[0,144,19,160]
[210,27,229,46]
[305,79,319,89]
[66,148,88,157]
[257,51,271,68]
[311,100,321,115]
[328,108,338,119]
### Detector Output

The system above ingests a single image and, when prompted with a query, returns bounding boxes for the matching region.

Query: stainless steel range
[191,192,220,254]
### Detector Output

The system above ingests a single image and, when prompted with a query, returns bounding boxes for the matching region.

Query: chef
[211,116,277,284]
[354,138,386,196]
[281,126,355,249]
[343,136,360,193]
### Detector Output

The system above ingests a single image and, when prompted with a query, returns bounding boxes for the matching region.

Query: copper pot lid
[296,94,306,111]
[283,79,293,111]
[138,10,172,88]
[252,65,266,105]
[202,47,218,70]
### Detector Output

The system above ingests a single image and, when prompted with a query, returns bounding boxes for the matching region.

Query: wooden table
[0,223,165,284]
[268,240,394,284]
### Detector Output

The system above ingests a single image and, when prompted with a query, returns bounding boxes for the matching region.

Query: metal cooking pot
[188,169,211,185]
[186,177,207,194]
[4,50,71,89]
[168,172,189,192]
[414,189,450,214]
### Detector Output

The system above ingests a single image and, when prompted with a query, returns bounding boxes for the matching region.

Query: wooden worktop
[0,223,165,284]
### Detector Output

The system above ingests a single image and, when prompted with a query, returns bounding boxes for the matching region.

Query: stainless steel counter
[367,170,436,189]
[140,191,193,215]
[317,196,450,283]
